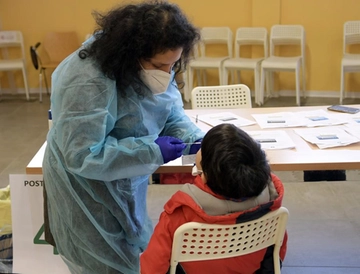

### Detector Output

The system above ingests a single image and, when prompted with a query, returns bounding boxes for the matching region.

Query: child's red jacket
[141,173,287,274]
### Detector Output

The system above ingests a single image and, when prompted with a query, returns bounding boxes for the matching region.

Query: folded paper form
[294,127,360,149]
[197,112,256,127]
[246,130,296,150]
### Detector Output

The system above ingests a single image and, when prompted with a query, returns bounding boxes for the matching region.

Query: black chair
[30,32,80,103]
[30,42,50,102]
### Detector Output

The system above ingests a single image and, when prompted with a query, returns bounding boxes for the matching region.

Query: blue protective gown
[42,48,204,274]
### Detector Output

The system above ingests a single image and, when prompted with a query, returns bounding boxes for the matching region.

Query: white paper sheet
[245,130,296,150]
[296,109,348,127]
[252,112,307,129]
[294,127,360,149]
[344,124,360,139]
[197,112,256,127]
[181,154,196,165]
[343,113,360,126]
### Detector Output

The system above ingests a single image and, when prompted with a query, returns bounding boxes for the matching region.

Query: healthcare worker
[42,1,204,273]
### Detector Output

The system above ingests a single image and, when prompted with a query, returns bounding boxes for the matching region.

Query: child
[140,124,287,274]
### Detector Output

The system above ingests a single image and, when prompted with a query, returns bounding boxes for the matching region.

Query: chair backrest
[191,84,252,109]
[234,27,268,58]
[0,31,25,60]
[343,21,360,54]
[169,207,289,274]
[198,27,233,58]
[30,43,40,70]
[43,31,79,63]
[269,25,305,58]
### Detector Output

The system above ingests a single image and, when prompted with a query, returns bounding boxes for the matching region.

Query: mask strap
[138,61,146,71]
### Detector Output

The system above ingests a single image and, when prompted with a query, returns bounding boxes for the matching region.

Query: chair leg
[340,66,344,104]
[218,68,223,85]
[43,68,50,95]
[230,69,235,84]
[22,68,30,101]
[196,69,202,86]
[182,70,190,103]
[254,65,260,105]
[203,70,208,85]
[187,68,194,102]
[39,69,43,103]
[273,251,281,274]
[301,62,306,99]
[295,67,300,106]
[236,70,241,84]
[259,67,266,106]
[265,71,270,99]
[6,71,16,94]
[228,69,238,84]
[268,71,274,98]
[223,67,229,85]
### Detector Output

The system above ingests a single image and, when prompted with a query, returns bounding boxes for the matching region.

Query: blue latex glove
[155,136,186,163]
[189,139,203,155]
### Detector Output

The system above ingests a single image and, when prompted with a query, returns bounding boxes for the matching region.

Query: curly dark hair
[80,0,200,97]
[201,124,271,200]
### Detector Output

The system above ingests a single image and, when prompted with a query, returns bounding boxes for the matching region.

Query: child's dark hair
[201,124,270,199]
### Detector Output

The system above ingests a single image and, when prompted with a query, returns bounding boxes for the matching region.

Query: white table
[26,105,360,175]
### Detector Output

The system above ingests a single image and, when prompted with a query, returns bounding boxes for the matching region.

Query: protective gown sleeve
[50,76,163,182]
[160,93,205,150]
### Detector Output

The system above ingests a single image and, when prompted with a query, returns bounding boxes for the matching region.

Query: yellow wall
[1,0,360,94]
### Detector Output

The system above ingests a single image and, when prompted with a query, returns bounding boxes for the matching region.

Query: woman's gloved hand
[155,136,186,163]
[189,139,202,154]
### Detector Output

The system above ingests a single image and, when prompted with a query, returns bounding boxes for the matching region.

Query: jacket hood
[164,173,284,223]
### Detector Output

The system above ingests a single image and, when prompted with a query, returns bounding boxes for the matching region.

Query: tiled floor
[0,94,50,189]
[1,92,360,273]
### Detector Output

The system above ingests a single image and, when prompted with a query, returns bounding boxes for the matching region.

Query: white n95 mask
[140,69,172,95]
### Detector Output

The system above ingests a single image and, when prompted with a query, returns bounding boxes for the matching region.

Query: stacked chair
[0,30,29,100]
[340,20,360,104]
[259,25,306,106]
[186,25,306,106]
[222,27,268,105]
[185,27,233,102]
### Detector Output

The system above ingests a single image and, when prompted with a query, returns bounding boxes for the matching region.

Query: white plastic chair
[169,207,289,274]
[222,27,268,105]
[191,84,252,109]
[186,27,233,102]
[340,21,360,104]
[259,25,306,106]
[0,31,29,100]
